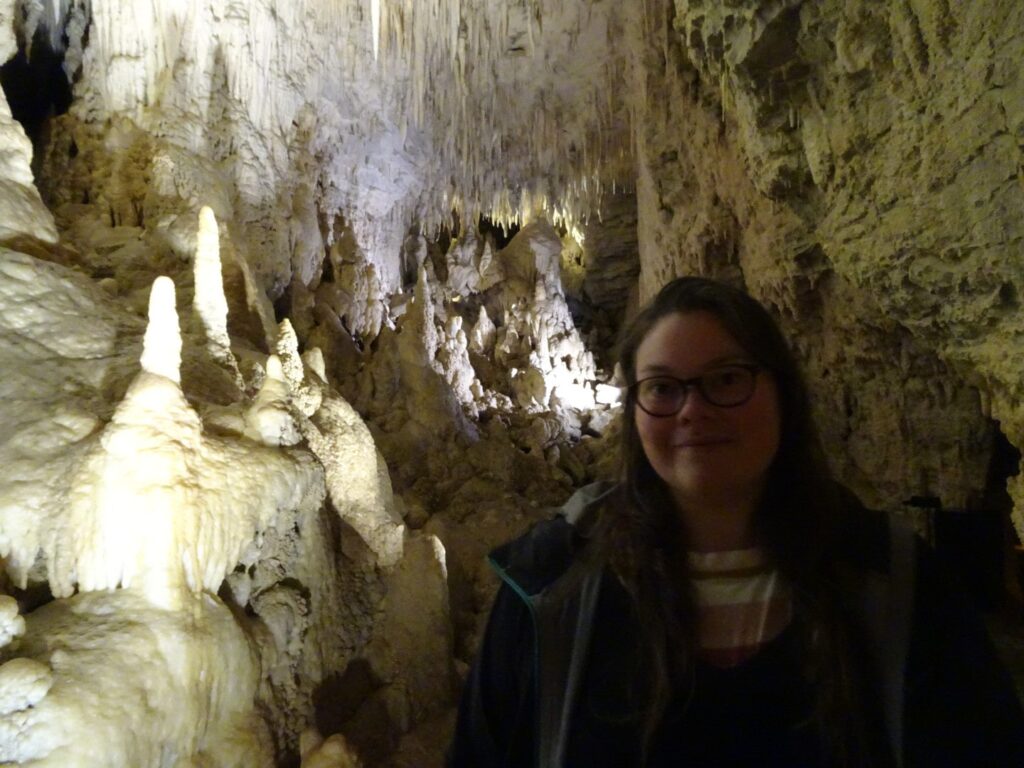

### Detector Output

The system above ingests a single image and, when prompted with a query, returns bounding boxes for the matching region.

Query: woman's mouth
[674,436,731,448]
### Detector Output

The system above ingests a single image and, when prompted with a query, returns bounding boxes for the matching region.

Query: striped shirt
[689,547,793,668]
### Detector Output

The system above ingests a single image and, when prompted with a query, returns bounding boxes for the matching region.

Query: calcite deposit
[0,0,1021,765]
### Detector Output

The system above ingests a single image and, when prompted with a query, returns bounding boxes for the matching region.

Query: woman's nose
[676,384,713,419]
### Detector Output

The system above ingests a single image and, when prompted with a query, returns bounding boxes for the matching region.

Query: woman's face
[633,311,782,515]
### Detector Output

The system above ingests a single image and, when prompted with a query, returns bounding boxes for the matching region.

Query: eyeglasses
[631,364,761,416]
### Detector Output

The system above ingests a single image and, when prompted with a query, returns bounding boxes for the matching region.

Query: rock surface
[632,0,1019,530]
[0,0,1022,766]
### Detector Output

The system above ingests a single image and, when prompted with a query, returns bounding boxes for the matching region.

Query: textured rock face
[3,0,1024,765]
[632,0,1021,529]
[561,192,641,368]
[0,77,55,243]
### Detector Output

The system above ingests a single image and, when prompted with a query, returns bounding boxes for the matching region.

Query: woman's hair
[604,276,875,766]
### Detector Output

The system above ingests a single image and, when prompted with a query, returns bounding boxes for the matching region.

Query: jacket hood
[488,481,618,598]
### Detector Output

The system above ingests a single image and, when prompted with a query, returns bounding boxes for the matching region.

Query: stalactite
[54,0,625,246]
[371,0,381,59]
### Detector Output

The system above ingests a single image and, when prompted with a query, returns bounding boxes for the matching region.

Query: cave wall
[631,0,1022,530]
[4,0,1024,764]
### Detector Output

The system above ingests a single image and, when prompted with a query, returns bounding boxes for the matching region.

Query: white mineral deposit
[0,0,1022,766]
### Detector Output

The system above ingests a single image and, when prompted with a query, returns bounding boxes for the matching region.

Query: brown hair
[604,276,874,765]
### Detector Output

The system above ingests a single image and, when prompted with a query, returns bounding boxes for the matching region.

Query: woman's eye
[645,379,678,398]
[705,367,746,390]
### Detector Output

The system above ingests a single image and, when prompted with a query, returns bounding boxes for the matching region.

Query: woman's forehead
[635,311,749,372]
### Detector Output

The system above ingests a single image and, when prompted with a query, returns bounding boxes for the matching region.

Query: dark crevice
[478,215,520,249]
[1,26,73,150]
[933,426,1021,613]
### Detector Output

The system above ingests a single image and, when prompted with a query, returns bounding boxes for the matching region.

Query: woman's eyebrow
[638,355,752,375]
[704,355,755,366]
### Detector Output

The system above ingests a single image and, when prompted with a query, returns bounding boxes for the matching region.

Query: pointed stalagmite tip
[194,204,231,346]
[141,276,182,383]
[303,348,327,381]
[275,319,305,390]
[265,354,285,383]
[276,318,299,355]
[197,206,219,259]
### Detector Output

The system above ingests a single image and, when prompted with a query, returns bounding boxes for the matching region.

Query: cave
[1,1,1023,766]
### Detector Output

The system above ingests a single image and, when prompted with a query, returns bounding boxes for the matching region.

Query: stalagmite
[193,206,243,387]
[275,318,323,416]
[246,355,303,446]
[70,277,200,608]
[139,276,181,383]
[468,305,496,354]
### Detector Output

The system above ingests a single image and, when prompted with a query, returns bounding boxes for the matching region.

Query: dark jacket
[449,483,1024,767]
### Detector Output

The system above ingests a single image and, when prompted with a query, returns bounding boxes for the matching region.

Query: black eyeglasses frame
[630,363,762,417]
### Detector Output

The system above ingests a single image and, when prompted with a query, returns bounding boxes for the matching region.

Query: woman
[449,276,1024,767]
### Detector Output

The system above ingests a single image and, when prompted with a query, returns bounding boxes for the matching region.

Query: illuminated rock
[0,657,52,714]
[193,206,243,387]
[138,276,181,382]
[246,354,303,446]
[303,391,405,567]
[300,729,361,768]
[0,90,57,244]
[0,596,23,647]
[468,306,496,354]
[0,591,273,768]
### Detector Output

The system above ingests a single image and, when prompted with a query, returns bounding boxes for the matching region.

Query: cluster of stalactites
[32,0,633,250]
[13,0,75,53]
[426,177,636,245]
[371,0,634,237]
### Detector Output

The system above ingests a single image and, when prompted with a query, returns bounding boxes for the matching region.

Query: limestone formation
[0,0,1022,766]
[0,87,56,244]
